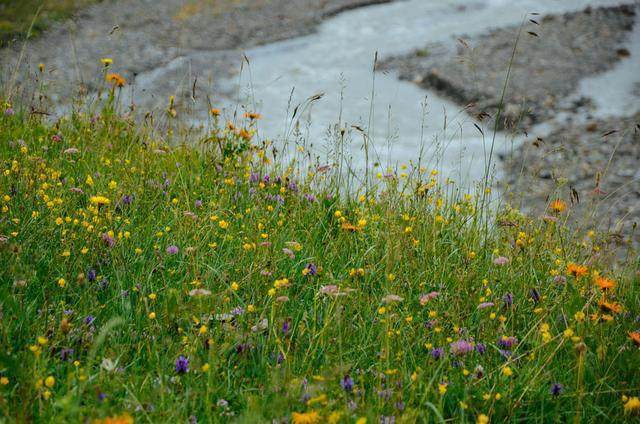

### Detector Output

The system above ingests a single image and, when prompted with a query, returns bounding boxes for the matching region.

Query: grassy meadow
[0,64,640,423]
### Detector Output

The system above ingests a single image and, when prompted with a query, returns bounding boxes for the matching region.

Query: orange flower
[238,128,252,141]
[105,73,126,87]
[341,222,361,232]
[594,276,616,291]
[567,263,588,278]
[210,108,221,116]
[629,331,640,347]
[244,112,262,120]
[598,298,622,315]
[550,199,567,213]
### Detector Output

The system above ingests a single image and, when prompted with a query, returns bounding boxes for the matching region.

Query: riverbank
[502,113,640,249]
[0,0,393,109]
[379,4,637,131]
[380,3,640,246]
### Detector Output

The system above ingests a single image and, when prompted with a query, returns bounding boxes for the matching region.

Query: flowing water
[218,0,637,188]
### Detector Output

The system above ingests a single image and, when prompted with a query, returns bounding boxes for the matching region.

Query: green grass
[0,0,98,46]
[0,85,639,423]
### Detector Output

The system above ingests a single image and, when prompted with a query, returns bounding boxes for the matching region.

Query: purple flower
[194,199,203,208]
[60,348,74,361]
[430,347,444,360]
[98,392,107,402]
[304,193,316,203]
[477,302,494,309]
[498,336,518,349]
[84,315,95,325]
[449,339,474,355]
[550,382,563,396]
[287,181,299,192]
[98,278,109,290]
[236,343,250,354]
[475,343,487,355]
[249,172,260,183]
[262,174,270,184]
[553,275,567,285]
[305,263,318,276]
[4,108,14,116]
[503,293,514,308]
[340,375,354,393]
[282,321,290,335]
[166,245,179,255]
[231,307,245,316]
[175,355,189,374]
[101,232,115,248]
[499,349,513,359]
[87,269,97,282]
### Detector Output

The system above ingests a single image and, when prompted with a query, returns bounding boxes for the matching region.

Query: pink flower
[419,291,439,305]
[493,256,509,266]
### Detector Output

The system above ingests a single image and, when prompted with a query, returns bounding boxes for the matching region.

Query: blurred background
[1,0,639,240]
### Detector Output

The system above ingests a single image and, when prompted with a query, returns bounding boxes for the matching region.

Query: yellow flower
[218,220,229,229]
[57,278,66,288]
[438,383,447,394]
[100,58,113,66]
[0,377,9,385]
[148,312,156,320]
[502,366,513,377]
[624,397,640,413]
[477,413,490,424]
[44,376,55,388]
[291,410,321,424]
[201,363,210,372]
[89,196,110,206]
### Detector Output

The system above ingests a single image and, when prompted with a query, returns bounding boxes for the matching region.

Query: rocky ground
[0,0,391,110]
[381,3,640,248]
[502,113,640,250]
[379,4,637,131]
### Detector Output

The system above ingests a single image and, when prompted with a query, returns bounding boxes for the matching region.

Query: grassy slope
[0,92,639,422]
[0,0,98,45]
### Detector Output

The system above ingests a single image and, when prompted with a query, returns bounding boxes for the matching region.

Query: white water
[218,0,637,188]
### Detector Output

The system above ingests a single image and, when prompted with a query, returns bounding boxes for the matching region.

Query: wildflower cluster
[0,98,638,423]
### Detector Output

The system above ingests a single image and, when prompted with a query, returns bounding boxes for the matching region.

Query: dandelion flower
[567,263,588,278]
[595,276,616,291]
[106,73,126,87]
[291,411,321,424]
[550,199,567,213]
[624,397,640,414]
